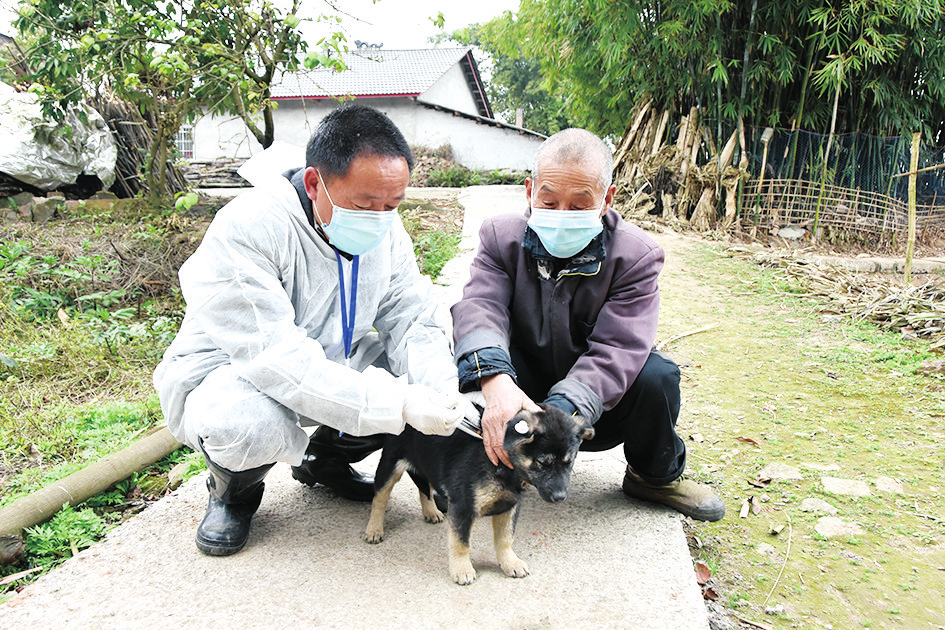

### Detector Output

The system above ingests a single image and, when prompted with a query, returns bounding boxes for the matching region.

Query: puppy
[363,402,594,585]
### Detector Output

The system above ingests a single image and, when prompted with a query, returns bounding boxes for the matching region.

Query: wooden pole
[905,132,920,285]
[0,427,183,538]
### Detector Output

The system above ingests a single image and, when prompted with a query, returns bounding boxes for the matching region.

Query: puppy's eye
[537,455,555,467]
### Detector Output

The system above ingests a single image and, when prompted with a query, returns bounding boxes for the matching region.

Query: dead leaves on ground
[694,560,719,600]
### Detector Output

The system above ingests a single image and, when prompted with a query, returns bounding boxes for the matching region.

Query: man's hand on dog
[480,374,542,468]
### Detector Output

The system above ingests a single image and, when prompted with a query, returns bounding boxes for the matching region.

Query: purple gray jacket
[450,208,664,424]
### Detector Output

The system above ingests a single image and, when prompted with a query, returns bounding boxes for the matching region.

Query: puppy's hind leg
[363,461,407,544]
[406,469,443,524]
[493,507,529,578]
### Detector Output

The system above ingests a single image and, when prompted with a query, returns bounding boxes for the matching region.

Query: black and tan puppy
[363,402,594,585]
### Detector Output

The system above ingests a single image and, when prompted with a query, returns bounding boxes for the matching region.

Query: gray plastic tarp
[0,82,117,190]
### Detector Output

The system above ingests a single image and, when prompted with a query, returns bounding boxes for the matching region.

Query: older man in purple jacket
[451,128,724,521]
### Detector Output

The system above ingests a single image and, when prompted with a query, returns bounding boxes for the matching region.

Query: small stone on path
[815,516,865,539]
[799,498,838,514]
[756,542,779,560]
[916,360,945,375]
[821,477,871,496]
[758,462,803,480]
[874,476,904,494]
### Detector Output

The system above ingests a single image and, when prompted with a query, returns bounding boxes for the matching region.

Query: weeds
[426,164,527,187]
[23,505,110,567]
[413,231,460,278]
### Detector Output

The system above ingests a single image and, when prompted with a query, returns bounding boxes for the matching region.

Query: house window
[174,124,194,159]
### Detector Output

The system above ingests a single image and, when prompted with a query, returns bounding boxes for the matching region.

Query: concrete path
[0,186,710,630]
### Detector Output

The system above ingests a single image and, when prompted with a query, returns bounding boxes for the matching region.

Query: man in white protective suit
[154,104,473,556]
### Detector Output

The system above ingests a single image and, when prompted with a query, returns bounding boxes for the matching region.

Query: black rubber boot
[196,441,274,556]
[291,427,385,502]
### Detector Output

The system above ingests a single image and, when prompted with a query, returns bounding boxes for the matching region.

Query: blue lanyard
[335,251,359,360]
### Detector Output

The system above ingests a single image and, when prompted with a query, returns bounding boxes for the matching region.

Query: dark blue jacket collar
[523,226,606,277]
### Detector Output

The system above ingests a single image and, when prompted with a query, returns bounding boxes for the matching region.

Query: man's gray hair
[532,128,613,190]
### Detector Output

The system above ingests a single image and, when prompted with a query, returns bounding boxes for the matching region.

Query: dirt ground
[646,225,944,630]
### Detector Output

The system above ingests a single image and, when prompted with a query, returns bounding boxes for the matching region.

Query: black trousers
[510,346,687,485]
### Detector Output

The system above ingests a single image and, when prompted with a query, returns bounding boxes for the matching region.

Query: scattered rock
[758,462,803,480]
[91,190,119,200]
[800,498,838,514]
[756,542,779,560]
[11,191,33,208]
[166,462,192,491]
[815,516,865,539]
[874,476,904,494]
[765,604,785,615]
[916,360,945,375]
[821,477,871,496]
[778,225,807,240]
[16,198,33,220]
[31,196,62,223]
[0,535,24,566]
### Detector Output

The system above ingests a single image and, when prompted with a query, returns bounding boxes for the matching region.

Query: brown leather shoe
[622,466,725,522]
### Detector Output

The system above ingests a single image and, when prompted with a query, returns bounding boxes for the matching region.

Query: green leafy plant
[174,191,199,213]
[413,232,461,279]
[24,504,110,566]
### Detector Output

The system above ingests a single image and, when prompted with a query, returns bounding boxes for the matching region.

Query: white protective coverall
[153,168,456,471]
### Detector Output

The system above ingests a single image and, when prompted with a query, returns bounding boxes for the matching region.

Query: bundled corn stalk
[726,246,945,349]
[612,99,744,231]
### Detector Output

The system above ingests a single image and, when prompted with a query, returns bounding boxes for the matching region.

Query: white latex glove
[443,388,481,424]
[402,383,463,436]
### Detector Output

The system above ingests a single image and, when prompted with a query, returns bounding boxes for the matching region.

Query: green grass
[670,243,945,629]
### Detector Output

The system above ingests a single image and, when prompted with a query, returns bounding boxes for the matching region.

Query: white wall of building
[189,97,543,171]
[413,103,542,170]
[419,64,479,116]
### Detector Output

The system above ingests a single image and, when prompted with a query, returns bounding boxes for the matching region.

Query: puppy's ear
[574,415,595,441]
[504,410,539,448]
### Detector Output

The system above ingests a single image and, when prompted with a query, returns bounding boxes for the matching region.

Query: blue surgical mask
[527,205,604,259]
[315,170,396,255]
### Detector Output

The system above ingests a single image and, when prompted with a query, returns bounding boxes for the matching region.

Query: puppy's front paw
[500,556,530,579]
[450,559,477,585]
[363,528,385,544]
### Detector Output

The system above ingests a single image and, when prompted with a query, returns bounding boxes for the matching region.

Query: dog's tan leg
[448,526,477,585]
[419,487,444,523]
[363,464,406,544]
[492,511,529,578]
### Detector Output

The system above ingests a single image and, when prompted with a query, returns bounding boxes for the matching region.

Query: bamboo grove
[486,0,945,144]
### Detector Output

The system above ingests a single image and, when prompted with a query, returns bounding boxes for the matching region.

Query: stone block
[11,192,34,208]
[31,197,61,223]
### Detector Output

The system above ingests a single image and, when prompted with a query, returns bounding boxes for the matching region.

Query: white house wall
[418,64,479,116]
[413,104,542,171]
[191,114,263,160]
[190,98,543,171]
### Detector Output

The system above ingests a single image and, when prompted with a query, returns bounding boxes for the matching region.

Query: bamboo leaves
[487,0,945,142]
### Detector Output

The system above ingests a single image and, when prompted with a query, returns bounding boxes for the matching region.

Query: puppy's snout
[548,489,568,503]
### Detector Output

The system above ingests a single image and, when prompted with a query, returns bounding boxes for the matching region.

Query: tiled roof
[271,48,474,99]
